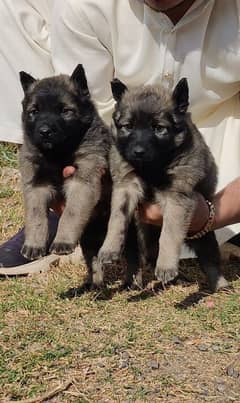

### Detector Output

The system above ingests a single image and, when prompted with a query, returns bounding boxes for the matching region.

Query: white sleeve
[0,0,53,144]
[51,0,115,125]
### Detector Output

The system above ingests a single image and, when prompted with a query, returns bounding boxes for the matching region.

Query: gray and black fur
[97,78,228,292]
[19,64,111,285]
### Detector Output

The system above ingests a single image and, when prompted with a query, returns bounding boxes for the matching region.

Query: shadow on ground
[59,257,240,308]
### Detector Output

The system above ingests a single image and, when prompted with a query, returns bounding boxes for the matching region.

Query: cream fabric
[1,0,240,243]
[0,0,53,143]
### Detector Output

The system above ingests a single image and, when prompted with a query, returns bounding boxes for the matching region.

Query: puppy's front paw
[212,275,230,293]
[98,249,120,266]
[21,244,47,260]
[92,257,104,288]
[50,242,75,255]
[155,265,178,285]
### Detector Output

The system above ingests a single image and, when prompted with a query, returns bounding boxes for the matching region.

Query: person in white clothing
[0,0,240,273]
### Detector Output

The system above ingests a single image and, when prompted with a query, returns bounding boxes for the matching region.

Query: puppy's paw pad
[21,245,47,260]
[98,250,120,265]
[155,266,178,285]
[50,242,75,255]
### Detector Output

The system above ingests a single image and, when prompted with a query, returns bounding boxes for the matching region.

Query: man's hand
[139,177,240,234]
[139,193,210,235]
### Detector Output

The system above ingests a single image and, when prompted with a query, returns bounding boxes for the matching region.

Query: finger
[63,165,76,178]
[138,203,163,226]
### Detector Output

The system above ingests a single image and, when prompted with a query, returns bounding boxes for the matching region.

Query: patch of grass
[0,142,18,168]
[0,187,15,198]
[0,178,240,401]
[42,345,73,361]
[133,385,150,399]
[0,189,23,240]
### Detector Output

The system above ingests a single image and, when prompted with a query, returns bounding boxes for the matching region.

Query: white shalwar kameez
[1,0,240,244]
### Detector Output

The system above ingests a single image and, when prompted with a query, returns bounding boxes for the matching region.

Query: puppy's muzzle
[39,125,53,139]
[133,146,145,159]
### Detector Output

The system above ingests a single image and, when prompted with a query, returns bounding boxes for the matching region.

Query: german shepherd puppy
[19,64,111,285]
[97,78,228,292]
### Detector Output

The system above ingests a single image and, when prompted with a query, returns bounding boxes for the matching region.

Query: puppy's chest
[33,155,75,188]
[136,165,172,191]
[137,164,191,202]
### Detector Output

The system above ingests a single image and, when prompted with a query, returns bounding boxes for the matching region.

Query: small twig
[64,390,89,399]
[225,353,240,371]
[7,379,72,403]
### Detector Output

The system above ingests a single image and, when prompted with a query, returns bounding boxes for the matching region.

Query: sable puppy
[19,64,110,284]
[98,78,228,292]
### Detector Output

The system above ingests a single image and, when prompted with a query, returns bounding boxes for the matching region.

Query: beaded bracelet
[186,199,216,240]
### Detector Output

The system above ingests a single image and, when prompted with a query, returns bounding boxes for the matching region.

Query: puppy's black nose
[133,146,145,158]
[39,125,52,138]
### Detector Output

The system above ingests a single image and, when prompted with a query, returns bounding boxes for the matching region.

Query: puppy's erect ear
[111,78,128,102]
[71,64,89,96]
[19,71,36,93]
[172,78,189,114]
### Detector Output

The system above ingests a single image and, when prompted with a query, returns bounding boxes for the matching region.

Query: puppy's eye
[154,125,168,137]
[116,122,131,131]
[28,108,38,118]
[61,107,75,117]
[122,123,132,130]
